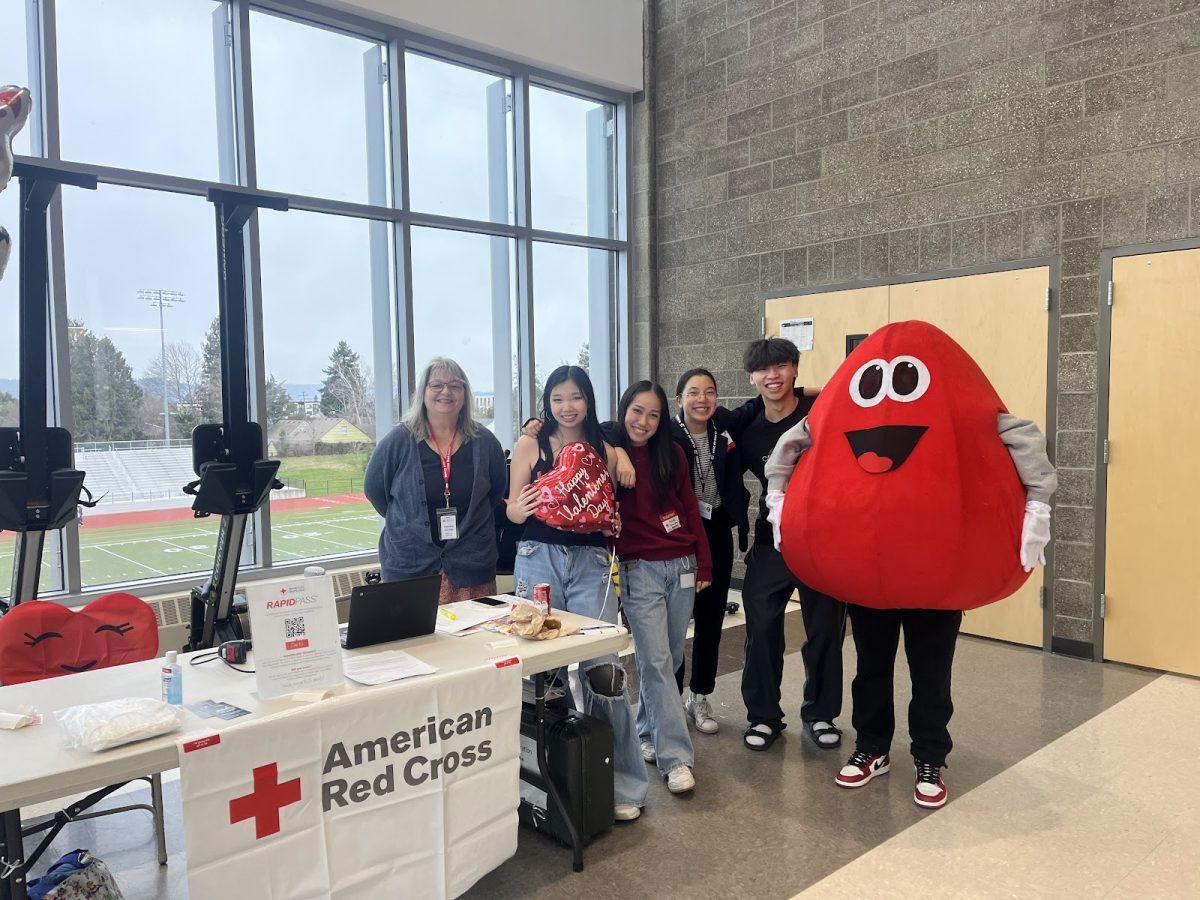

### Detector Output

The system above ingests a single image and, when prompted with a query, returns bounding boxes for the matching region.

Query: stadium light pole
[139,288,187,443]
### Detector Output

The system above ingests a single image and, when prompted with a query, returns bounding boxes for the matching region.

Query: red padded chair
[0,593,167,872]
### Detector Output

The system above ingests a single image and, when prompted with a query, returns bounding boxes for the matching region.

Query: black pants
[848,604,962,767]
[674,508,735,696]
[740,543,846,731]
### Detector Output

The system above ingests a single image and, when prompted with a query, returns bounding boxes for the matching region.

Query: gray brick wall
[641,0,1200,649]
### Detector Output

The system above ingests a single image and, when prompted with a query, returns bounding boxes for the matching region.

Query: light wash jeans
[514,540,649,808]
[619,554,696,776]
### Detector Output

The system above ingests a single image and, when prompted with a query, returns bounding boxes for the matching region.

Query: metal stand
[0,161,97,612]
[184,187,287,651]
[533,671,585,872]
[1,807,27,900]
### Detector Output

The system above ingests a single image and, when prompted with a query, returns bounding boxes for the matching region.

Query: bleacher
[74,445,304,511]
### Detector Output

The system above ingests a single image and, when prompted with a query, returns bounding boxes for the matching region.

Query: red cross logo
[229,763,301,839]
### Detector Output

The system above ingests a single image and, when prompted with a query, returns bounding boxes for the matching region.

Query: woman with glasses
[671,368,750,735]
[365,357,507,603]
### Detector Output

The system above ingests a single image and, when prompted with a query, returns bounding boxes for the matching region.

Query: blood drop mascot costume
[763,321,1056,809]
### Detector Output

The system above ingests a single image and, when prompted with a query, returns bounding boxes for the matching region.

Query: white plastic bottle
[161,651,182,706]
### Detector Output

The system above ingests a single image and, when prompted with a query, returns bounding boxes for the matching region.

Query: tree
[577,342,590,370]
[318,341,373,432]
[198,317,223,422]
[69,320,143,442]
[0,391,16,428]
[141,340,206,438]
[265,375,295,428]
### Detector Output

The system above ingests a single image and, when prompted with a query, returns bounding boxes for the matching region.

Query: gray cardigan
[364,424,507,587]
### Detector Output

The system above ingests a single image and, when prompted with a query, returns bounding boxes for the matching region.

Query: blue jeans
[619,555,696,775]
[514,540,649,808]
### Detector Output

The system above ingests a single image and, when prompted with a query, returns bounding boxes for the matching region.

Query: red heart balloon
[532,442,617,534]
[0,592,159,685]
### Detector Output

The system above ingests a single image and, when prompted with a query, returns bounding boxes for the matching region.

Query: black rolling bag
[518,702,615,846]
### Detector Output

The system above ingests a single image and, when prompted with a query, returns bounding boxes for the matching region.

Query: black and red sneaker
[835,750,890,788]
[913,760,947,809]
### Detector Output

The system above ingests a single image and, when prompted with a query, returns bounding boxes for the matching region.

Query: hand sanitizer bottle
[162,651,182,706]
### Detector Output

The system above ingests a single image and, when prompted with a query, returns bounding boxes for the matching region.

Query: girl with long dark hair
[612,380,712,796]
[506,365,648,822]
[671,368,750,734]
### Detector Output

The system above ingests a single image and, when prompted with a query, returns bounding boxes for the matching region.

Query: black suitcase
[518,702,615,846]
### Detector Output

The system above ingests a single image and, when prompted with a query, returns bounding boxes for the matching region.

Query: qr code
[284,616,306,639]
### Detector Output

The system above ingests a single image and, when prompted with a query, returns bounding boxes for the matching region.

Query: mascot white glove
[1019,500,1052,572]
[765,490,785,551]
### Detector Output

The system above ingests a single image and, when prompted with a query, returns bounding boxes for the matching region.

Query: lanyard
[431,426,459,508]
[679,416,716,495]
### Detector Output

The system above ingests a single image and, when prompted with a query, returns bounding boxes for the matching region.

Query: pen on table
[439,608,458,621]
[579,625,619,632]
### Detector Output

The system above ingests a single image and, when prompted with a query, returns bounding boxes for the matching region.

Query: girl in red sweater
[612,381,712,795]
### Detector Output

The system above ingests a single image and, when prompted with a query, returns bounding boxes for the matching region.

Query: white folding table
[0,611,628,898]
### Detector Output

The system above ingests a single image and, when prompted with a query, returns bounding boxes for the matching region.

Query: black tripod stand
[183,187,288,652]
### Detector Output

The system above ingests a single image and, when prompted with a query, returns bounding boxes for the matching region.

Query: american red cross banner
[177,657,522,898]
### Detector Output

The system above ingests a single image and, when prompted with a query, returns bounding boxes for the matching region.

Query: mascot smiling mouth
[844,425,928,474]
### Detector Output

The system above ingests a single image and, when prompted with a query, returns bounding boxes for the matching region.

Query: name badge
[437,507,459,541]
[680,572,696,589]
[697,500,713,520]
[661,510,682,533]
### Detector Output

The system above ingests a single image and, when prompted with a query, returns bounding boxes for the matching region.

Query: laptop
[339,574,441,650]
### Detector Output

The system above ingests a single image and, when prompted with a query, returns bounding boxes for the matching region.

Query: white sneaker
[640,740,656,763]
[614,803,641,821]
[666,765,695,794]
[685,693,719,734]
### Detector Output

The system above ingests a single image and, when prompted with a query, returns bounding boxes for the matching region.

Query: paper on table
[434,597,512,635]
[343,651,438,685]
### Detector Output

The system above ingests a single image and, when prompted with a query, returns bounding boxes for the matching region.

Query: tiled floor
[799,674,1200,899]
[16,604,1169,899]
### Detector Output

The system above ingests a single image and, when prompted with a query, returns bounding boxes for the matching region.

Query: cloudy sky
[0,0,607,405]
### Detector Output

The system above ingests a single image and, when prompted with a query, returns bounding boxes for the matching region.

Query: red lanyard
[431,427,459,507]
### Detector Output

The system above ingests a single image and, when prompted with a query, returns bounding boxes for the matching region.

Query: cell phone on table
[472,596,508,606]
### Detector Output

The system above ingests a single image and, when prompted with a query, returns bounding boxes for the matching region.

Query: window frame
[10,0,634,602]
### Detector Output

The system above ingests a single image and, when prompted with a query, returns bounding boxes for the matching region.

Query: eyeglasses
[427,381,466,395]
[683,388,717,399]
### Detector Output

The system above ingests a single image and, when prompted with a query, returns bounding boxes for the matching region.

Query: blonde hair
[403,357,480,441]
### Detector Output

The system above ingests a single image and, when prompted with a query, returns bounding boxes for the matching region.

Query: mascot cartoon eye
[886,355,930,403]
[96,622,134,636]
[850,358,889,408]
[23,631,64,647]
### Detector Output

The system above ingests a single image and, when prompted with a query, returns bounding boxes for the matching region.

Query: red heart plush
[780,321,1029,611]
[0,592,159,685]
[532,442,617,534]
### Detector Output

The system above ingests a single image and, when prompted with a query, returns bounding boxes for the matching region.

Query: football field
[0,501,380,591]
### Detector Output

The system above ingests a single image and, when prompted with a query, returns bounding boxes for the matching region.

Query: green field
[0,500,380,592]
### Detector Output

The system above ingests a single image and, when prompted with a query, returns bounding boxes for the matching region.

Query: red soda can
[533,583,551,613]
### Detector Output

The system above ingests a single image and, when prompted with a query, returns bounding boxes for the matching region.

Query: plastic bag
[54,697,185,752]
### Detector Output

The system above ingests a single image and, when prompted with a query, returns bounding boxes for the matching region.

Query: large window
[57,0,228,179]
[249,10,390,204]
[3,0,628,598]
[405,53,513,223]
[0,9,33,157]
[530,86,617,238]
[61,185,227,588]
[258,209,386,561]
[410,227,517,438]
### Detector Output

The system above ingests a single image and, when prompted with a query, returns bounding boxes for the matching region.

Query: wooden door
[1104,248,1200,675]
[764,286,889,387]
[889,268,1050,647]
